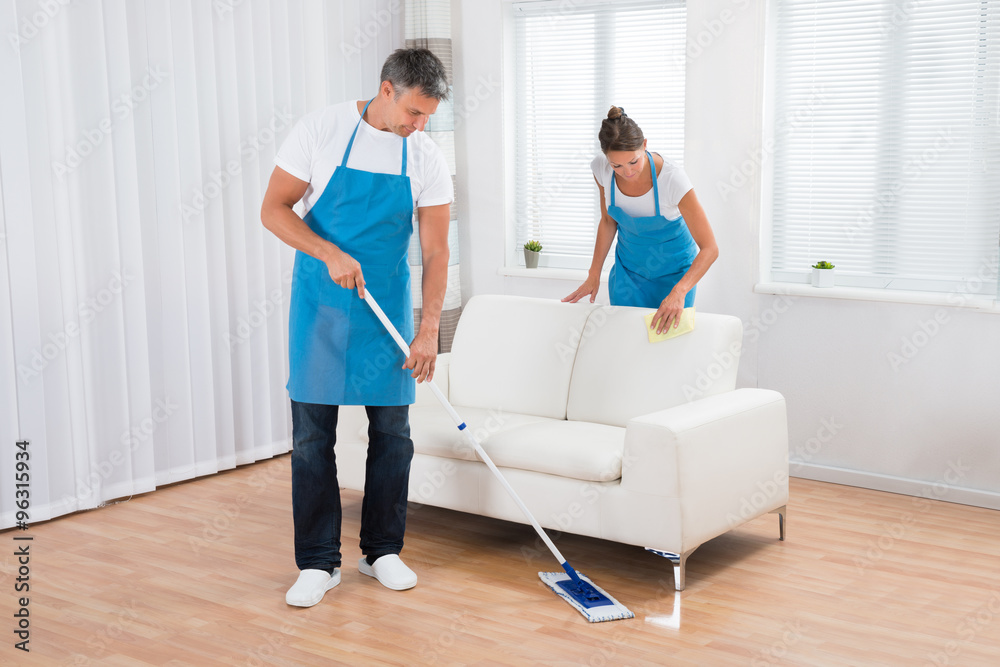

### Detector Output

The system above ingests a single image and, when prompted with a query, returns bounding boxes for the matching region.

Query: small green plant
[812,260,835,270]
[524,240,543,252]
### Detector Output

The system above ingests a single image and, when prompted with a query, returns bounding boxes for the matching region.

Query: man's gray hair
[380,48,449,101]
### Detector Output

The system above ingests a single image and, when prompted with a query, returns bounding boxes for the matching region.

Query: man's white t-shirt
[275,100,453,215]
[591,153,692,220]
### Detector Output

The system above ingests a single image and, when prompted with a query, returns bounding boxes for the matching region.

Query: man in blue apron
[261,49,453,607]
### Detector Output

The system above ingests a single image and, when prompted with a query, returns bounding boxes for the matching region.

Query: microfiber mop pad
[539,568,635,623]
[644,306,695,343]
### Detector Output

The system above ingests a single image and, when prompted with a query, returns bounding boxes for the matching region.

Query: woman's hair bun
[599,105,643,153]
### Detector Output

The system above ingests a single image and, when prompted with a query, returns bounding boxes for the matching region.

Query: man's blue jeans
[290,400,413,572]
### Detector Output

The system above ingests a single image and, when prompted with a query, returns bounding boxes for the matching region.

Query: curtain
[0,0,404,529]
[405,0,462,352]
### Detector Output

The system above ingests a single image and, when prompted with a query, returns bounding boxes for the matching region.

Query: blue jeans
[290,400,413,572]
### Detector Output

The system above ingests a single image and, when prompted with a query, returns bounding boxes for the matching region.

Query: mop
[362,292,634,623]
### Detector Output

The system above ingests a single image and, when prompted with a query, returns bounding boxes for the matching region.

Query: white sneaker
[285,568,341,607]
[358,555,417,591]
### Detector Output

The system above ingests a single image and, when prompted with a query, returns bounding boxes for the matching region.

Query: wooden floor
[4,456,1000,666]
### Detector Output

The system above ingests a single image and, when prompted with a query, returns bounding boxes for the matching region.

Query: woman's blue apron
[607,151,698,308]
[287,98,415,406]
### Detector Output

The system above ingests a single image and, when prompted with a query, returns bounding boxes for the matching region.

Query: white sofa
[335,295,788,590]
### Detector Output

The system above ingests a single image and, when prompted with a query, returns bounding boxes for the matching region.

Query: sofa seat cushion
[388,406,626,483]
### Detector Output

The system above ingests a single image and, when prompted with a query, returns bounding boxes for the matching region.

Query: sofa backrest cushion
[448,295,599,420]
[567,306,743,427]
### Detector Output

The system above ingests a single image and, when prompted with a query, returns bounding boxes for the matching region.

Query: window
[512,0,687,269]
[768,0,1000,296]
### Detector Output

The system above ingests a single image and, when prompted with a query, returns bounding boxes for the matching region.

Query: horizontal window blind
[771,0,1000,295]
[513,0,686,269]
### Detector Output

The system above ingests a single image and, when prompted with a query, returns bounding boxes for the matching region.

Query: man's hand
[404,327,438,383]
[323,247,366,298]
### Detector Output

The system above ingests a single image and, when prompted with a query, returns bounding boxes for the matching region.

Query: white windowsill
[499,267,610,281]
[754,282,1000,312]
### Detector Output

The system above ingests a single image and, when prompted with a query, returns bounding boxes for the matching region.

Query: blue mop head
[538,570,635,623]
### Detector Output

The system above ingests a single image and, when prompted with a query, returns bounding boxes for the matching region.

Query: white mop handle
[362,291,569,566]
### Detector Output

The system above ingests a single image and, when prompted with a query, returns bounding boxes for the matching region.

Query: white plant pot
[811,268,835,288]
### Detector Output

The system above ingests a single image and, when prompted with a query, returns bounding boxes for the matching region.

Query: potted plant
[811,260,835,288]
[523,240,542,269]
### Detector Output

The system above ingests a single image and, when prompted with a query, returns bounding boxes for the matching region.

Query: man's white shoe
[285,568,341,607]
[358,555,417,591]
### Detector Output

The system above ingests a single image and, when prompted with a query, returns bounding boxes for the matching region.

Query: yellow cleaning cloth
[644,307,696,343]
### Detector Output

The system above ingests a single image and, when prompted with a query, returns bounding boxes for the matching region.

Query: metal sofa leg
[645,548,696,591]
[770,505,787,541]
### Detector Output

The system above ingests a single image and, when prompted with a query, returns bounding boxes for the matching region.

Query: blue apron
[286,98,415,406]
[607,151,698,308]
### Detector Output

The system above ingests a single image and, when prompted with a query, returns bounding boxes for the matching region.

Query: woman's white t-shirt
[591,153,692,220]
[275,101,453,216]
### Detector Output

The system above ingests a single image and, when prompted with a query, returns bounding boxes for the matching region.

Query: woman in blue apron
[564,106,719,333]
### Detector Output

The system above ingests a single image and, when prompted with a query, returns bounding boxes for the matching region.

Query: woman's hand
[651,290,686,334]
[563,274,601,303]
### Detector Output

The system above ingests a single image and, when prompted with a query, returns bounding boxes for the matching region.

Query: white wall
[452,0,1000,509]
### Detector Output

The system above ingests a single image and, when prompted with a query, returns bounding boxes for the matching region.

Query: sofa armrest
[622,388,788,522]
[413,352,451,408]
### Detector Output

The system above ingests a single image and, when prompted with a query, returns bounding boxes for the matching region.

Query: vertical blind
[0,0,403,529]
[771,0,1000,294]
[513,0,687,270]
